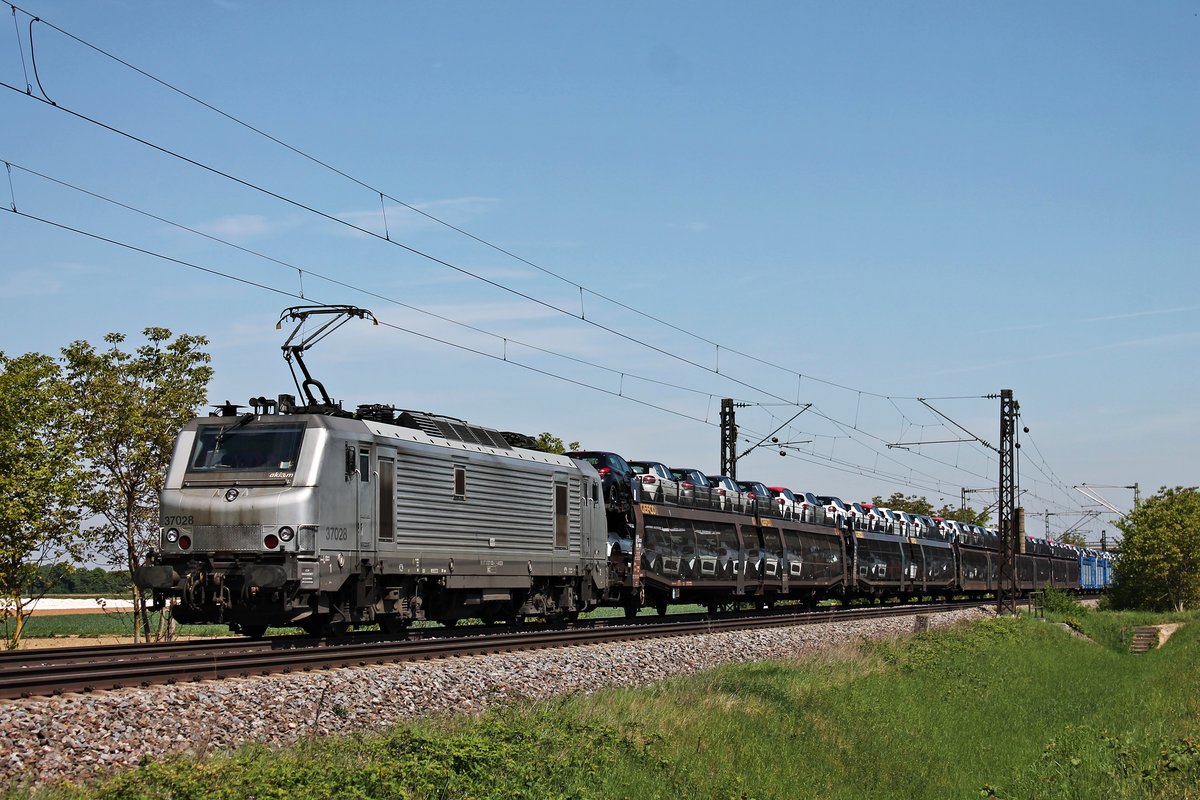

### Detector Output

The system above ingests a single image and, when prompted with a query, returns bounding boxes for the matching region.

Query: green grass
[12,603,712,640]
[11,609,1197,800]
[11,612,232,640]
[1038,589,1193,652]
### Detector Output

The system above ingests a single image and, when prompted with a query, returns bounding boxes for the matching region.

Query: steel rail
[0,602,977,700]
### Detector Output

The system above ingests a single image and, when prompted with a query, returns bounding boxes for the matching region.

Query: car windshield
[671,469,708,486]
[188,422,305,472]
[574,454,621,471]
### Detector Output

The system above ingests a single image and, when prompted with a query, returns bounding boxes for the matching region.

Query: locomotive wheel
[623,603,640,619]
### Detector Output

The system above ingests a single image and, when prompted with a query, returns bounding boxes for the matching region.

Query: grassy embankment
[12,598,1198,800]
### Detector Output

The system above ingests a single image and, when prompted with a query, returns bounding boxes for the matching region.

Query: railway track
[0,602,978,700]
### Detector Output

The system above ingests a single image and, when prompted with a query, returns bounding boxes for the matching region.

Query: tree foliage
[0,352,85,647]
[37,563,130,595]
[1056,530,1089,547]
[533,432,581,455]
[1111,486,1200,611]
[61,328,212,641]
[870,492,991,526]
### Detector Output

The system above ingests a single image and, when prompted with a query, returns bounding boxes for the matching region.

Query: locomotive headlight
[165,528,180,543]
[278,526,295,542]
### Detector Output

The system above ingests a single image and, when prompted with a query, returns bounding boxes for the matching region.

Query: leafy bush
[1041,587,1084,615]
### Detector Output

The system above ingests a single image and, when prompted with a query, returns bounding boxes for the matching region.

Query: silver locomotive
[136,306,609,636]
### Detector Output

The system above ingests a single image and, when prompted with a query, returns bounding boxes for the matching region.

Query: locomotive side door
[376,448,396,550]
[352,442,379,560]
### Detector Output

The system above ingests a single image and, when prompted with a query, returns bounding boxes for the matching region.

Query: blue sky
[3,1,1196,542]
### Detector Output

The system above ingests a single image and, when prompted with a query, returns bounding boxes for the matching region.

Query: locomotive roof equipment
[276,304,377,414]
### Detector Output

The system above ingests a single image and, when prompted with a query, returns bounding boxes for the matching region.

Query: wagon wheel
[300,617,349,637]
[378,615,411,635]
[239,624,268,639]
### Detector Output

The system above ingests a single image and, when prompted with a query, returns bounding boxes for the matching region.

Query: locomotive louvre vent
[479,428,512,449]
[392,410,512,449]
[448,422,484,446]
[396,411,446,438]
[433,419,460,441]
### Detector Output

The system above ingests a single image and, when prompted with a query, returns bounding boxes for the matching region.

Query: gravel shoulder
[1,606,992,790]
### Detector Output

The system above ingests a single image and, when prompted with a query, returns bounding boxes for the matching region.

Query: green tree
[873,492,935,516]
[870,493,990,526]
[61,328,212,642]
[533,432,580,455]
[1111,486,1200,611]
[1056,530,1088,547]
[38,563,130,595]
[934,503,992,526]
[0,352,84,648]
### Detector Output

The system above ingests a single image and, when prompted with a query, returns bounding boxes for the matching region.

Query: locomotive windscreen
[187,422,306,472]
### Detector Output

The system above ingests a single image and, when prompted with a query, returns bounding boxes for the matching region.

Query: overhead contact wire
[0,76,802,409]
[2,3,1079,499]
[1,0,977,405]
[2,204,717,428]
[3,160,732,404]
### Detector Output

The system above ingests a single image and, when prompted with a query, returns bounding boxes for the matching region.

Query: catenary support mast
[996,388,1019,615]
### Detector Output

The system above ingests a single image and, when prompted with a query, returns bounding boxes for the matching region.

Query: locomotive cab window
[188,422,305,473]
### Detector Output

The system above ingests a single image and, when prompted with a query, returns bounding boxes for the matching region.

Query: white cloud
[335,196,498,239]
[0,268,64,298]
[927,330,1200,376]
[978,304,1200,335]
[1079,305,1200,324]
[193,214,279,239]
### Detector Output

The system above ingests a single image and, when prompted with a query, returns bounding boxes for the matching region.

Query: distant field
[10,601,710,640]
[12,612,230,640]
